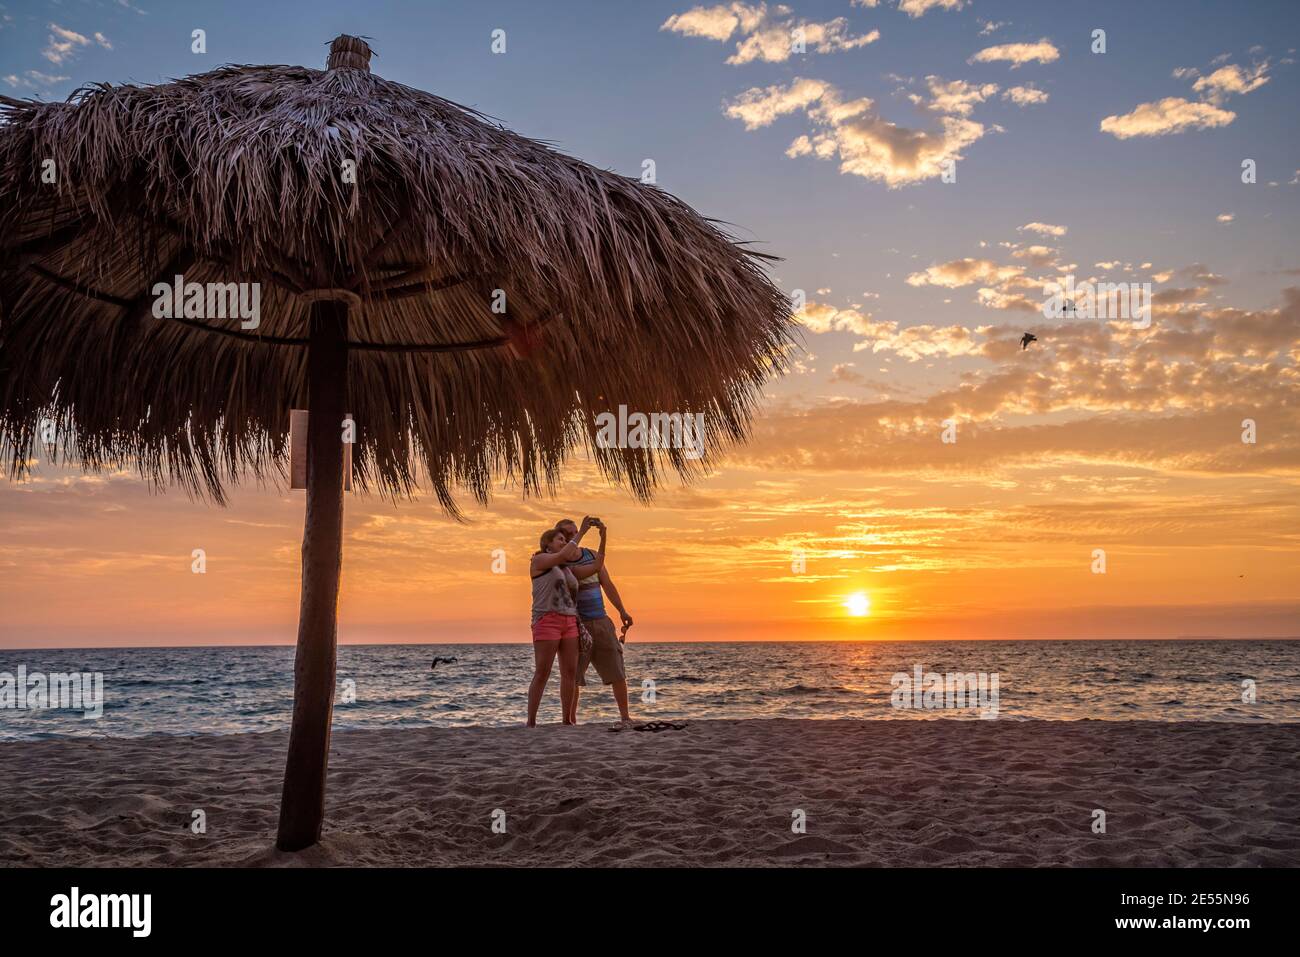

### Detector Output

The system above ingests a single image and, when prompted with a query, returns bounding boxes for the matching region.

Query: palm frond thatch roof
[0,36,795,513]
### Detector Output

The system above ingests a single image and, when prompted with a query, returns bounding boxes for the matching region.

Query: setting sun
[845,593,871,617]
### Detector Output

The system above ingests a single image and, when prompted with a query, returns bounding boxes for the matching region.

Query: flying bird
[1020,332,1038,350]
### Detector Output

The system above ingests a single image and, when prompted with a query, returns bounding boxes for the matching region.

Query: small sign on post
[290,409,353,491]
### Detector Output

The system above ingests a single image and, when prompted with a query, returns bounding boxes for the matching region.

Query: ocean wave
[771,683,862,696]
[6,640,1300,736]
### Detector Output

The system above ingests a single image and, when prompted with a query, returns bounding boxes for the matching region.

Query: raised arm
[531,540,581,574]
[582,522,608,575]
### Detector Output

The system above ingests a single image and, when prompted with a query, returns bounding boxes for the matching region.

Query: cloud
[1103,58,1269,139]
[924,76,999,116]
[42,23,110,65]
[897,0,967,17]
[43,24,89,64]
[907,258,1025,288]
[735,21,879,65]
[733,285,1300,477]
[828,363,865,385]
[726,77,990,187]
[968,39,1060,68]
[1018,222,1067,238]
[662,2,765,40]
[856,324,981,361]
[1100,97,1237,138]
[3,70,70,90]
[725,76,837,129]
[798,302,886,337]
[663,3,880,64]
[800,302,982,361]
[1012,245,1059,267]
[1179,263,1228,286]
[1192,61,1269,104]
[1002,84,1048,106]
[975,286,1042,313]
[904,235,1239,322]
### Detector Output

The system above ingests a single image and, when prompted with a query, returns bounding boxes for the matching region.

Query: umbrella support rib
[276,299,349,852]
[365,271,478,300]
[26,263,132,307]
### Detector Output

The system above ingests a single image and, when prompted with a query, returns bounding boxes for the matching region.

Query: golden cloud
[1002,84,1049,106]
[907,258,1026,288]
[897,0,967,17]
[1192,61,1270,104]
[1018,221,1067,238]
[727,77,990,186]
[968,39,1060,68]
[925,76,1000,116]
[663,3,880,64]
[1100,96,1237,138]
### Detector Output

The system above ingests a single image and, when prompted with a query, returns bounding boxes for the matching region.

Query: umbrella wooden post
[276,299,349,852]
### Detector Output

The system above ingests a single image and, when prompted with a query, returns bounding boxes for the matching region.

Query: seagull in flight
[1020,332,1038,350]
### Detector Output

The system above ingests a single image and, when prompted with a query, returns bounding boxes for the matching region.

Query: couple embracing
[526,516,635,728]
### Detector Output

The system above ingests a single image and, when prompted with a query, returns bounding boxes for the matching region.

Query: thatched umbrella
[0,36,794,850]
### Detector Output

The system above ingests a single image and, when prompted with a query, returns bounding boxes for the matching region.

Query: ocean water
[1,640,1298,741]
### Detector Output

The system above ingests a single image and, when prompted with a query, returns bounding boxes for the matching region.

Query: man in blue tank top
[556,516,634,727]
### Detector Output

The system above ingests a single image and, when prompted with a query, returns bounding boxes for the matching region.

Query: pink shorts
[532,612,578,642]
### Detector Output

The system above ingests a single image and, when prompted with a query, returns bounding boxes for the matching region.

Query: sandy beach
[1,718,1297,867]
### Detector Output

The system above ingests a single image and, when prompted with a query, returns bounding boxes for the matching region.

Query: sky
[1,0,1298,647]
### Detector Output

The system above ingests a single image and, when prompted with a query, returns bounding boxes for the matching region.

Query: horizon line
[3,635,1299,653]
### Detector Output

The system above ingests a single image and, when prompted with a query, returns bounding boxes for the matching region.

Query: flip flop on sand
[607,719,688,733]
[630,721,687,733]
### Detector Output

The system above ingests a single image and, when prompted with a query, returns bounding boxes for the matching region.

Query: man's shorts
[532,612,578,642]
[577,615,625,686]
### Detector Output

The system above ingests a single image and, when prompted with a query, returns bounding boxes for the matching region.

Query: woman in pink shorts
[527,524,605,726]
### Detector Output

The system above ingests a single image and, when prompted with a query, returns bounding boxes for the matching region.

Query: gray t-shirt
[531,564,578,624]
